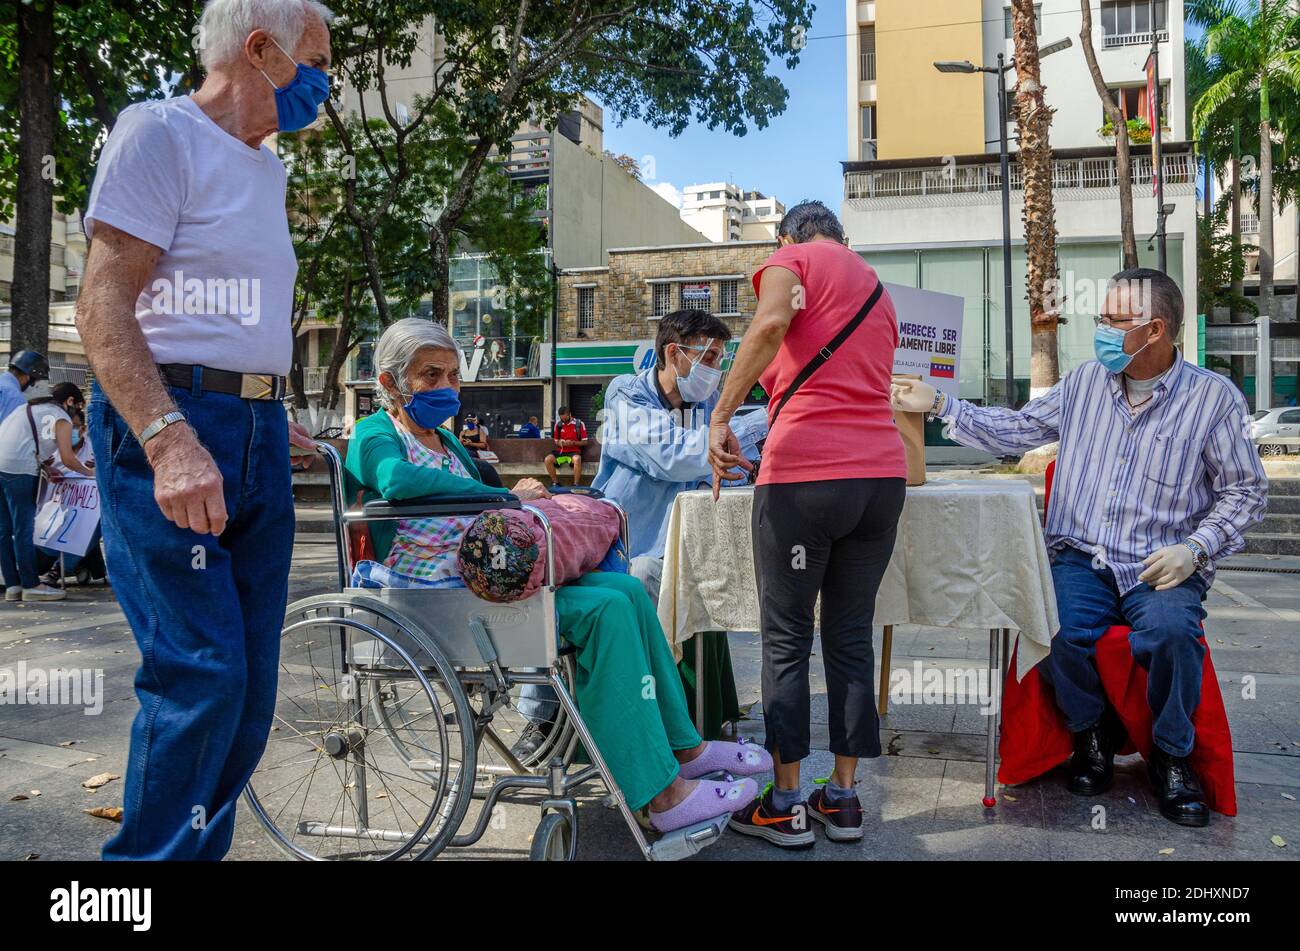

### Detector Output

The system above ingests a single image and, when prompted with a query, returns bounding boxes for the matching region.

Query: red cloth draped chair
[997,460,1237,815]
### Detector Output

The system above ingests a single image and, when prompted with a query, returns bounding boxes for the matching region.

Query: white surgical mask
[674,340,722,403]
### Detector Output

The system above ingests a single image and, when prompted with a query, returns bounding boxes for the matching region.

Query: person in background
[458,413,490,457]
[709,200,907,849]
[588,308,767,739]
[0,351,48,423]
[518,415,542,438]
[74,0,331,859]
[0,380,96,602]
[39,397,108,587]
[545,406,588,486]
[892,268,1267,828]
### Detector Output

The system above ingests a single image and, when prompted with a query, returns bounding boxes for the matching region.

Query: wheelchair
[244,442,730,861]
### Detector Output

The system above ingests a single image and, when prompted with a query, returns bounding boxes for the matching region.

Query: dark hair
[776,200,846,244]
[654,310,733,370]
[52,382,85,406]
[1108,267,1184,340]
[558,405,570,415]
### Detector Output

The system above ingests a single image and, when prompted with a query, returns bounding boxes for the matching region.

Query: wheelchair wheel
[470,654,579,789]
[529,811,577,862]
[245,595,476,861]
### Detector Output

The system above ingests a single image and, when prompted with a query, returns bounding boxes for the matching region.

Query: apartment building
[0,209,90,381]
[843,0,1197,406]
[680,183,786,242]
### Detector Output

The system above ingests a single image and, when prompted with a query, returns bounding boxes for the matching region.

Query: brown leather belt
[159,364,287,400]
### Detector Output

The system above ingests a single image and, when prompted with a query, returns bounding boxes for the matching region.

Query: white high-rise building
[681,183,786,242]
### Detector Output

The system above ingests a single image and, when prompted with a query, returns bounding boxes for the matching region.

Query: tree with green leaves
[324,0,813,324]
[282,101,550,411]
[0,0,204,352]
[1193,0,1300,321]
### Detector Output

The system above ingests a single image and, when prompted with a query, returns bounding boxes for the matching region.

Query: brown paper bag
[892,373,926,487]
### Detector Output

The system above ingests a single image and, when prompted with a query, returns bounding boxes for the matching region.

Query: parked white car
[1251,407,1300,455]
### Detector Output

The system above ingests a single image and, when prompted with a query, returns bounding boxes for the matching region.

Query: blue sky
[593,1,849,212]
[593,10,1210,213]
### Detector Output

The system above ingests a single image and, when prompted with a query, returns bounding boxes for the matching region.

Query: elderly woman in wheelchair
[344,318,771,832]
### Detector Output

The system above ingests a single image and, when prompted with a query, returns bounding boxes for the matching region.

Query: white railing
[859,50,875,81]
[1103,29,1168,48]
[845,152,1194,202]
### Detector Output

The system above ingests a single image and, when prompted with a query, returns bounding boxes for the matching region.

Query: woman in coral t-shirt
[709,201,906,850]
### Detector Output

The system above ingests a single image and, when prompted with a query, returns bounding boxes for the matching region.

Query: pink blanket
[457,494,621,602]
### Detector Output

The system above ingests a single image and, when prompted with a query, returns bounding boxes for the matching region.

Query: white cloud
[651,181,682,209]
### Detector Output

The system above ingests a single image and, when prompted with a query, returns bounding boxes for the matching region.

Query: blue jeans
[1042,546,1208,758]
[0,470,40,589]
[89,381,294,860]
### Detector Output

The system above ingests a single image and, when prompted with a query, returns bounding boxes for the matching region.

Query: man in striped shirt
[893,268,1267,827]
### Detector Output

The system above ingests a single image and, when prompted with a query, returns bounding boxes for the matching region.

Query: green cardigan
[344,410,508,561]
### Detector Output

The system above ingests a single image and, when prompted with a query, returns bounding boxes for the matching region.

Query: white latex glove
[1139,544,1196,591]
[891,376,937,414]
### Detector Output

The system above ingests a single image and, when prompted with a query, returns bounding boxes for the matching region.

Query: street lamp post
[935,37,1072,409]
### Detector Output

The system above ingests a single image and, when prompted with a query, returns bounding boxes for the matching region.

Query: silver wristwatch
[138,411,186,446]
[926,391,946,420]
[1182,539,1210,570]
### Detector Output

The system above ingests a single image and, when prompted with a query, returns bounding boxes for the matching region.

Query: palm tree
[1195,0,1300,320]
[1080,0,1138,268]
[1188,15,1257,334]
[1010,0,1061,395]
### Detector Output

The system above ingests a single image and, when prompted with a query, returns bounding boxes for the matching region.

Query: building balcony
[844,150,1195,207]
[1102,29,1168,49]
[302,365,331,394]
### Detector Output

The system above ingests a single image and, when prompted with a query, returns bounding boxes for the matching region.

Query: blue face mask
[1093,321,1152,373]
[260,38,330,132]
[401,387,461,431]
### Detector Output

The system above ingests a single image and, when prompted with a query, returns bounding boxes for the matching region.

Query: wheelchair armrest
[361,493,521,519]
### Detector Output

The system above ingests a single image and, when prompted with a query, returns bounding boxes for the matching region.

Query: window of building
[577,286,595,329]
[1004,4,1042,39]
[680,283,712,312]
[1105,81,1171,126]
[860,103,877,160]
[719,279,739,314]
[709,190,721,199]
[859,26,875,81]
[1101,1,1167,40]
[1005,87,1019,122]
[652,282,673,317]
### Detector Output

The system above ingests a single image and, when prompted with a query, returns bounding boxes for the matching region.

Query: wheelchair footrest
[646,813,729,862]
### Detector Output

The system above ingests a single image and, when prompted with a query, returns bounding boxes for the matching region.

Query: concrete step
[1256,514,1300,534]
[1242,533,1300,556]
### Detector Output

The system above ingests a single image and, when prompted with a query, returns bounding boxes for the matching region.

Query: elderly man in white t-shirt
[75,0,332,861]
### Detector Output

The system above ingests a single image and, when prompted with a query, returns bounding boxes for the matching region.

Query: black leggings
[752,477,906,763]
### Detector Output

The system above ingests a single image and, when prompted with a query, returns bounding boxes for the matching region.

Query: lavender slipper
[649,778,758,833]
[677,739,773,780]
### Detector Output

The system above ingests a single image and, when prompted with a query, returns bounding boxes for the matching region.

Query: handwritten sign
[886,282,964,400]
[34,477,101,557]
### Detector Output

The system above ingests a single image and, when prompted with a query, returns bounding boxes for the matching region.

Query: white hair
[374,318,459,410]
[198,0,334,70]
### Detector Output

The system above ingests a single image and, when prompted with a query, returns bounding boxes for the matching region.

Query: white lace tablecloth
[656,479,1060,680]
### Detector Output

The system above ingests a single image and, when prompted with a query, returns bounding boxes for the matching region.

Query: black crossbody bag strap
[767,280,886,432]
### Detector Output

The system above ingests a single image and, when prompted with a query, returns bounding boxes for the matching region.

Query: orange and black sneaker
[728,783,815,849]
[807,778,864,842]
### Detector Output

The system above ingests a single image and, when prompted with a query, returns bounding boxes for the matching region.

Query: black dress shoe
[510,719,555,764]
[1066,724,1115,795]
[1148,746,1210,827]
